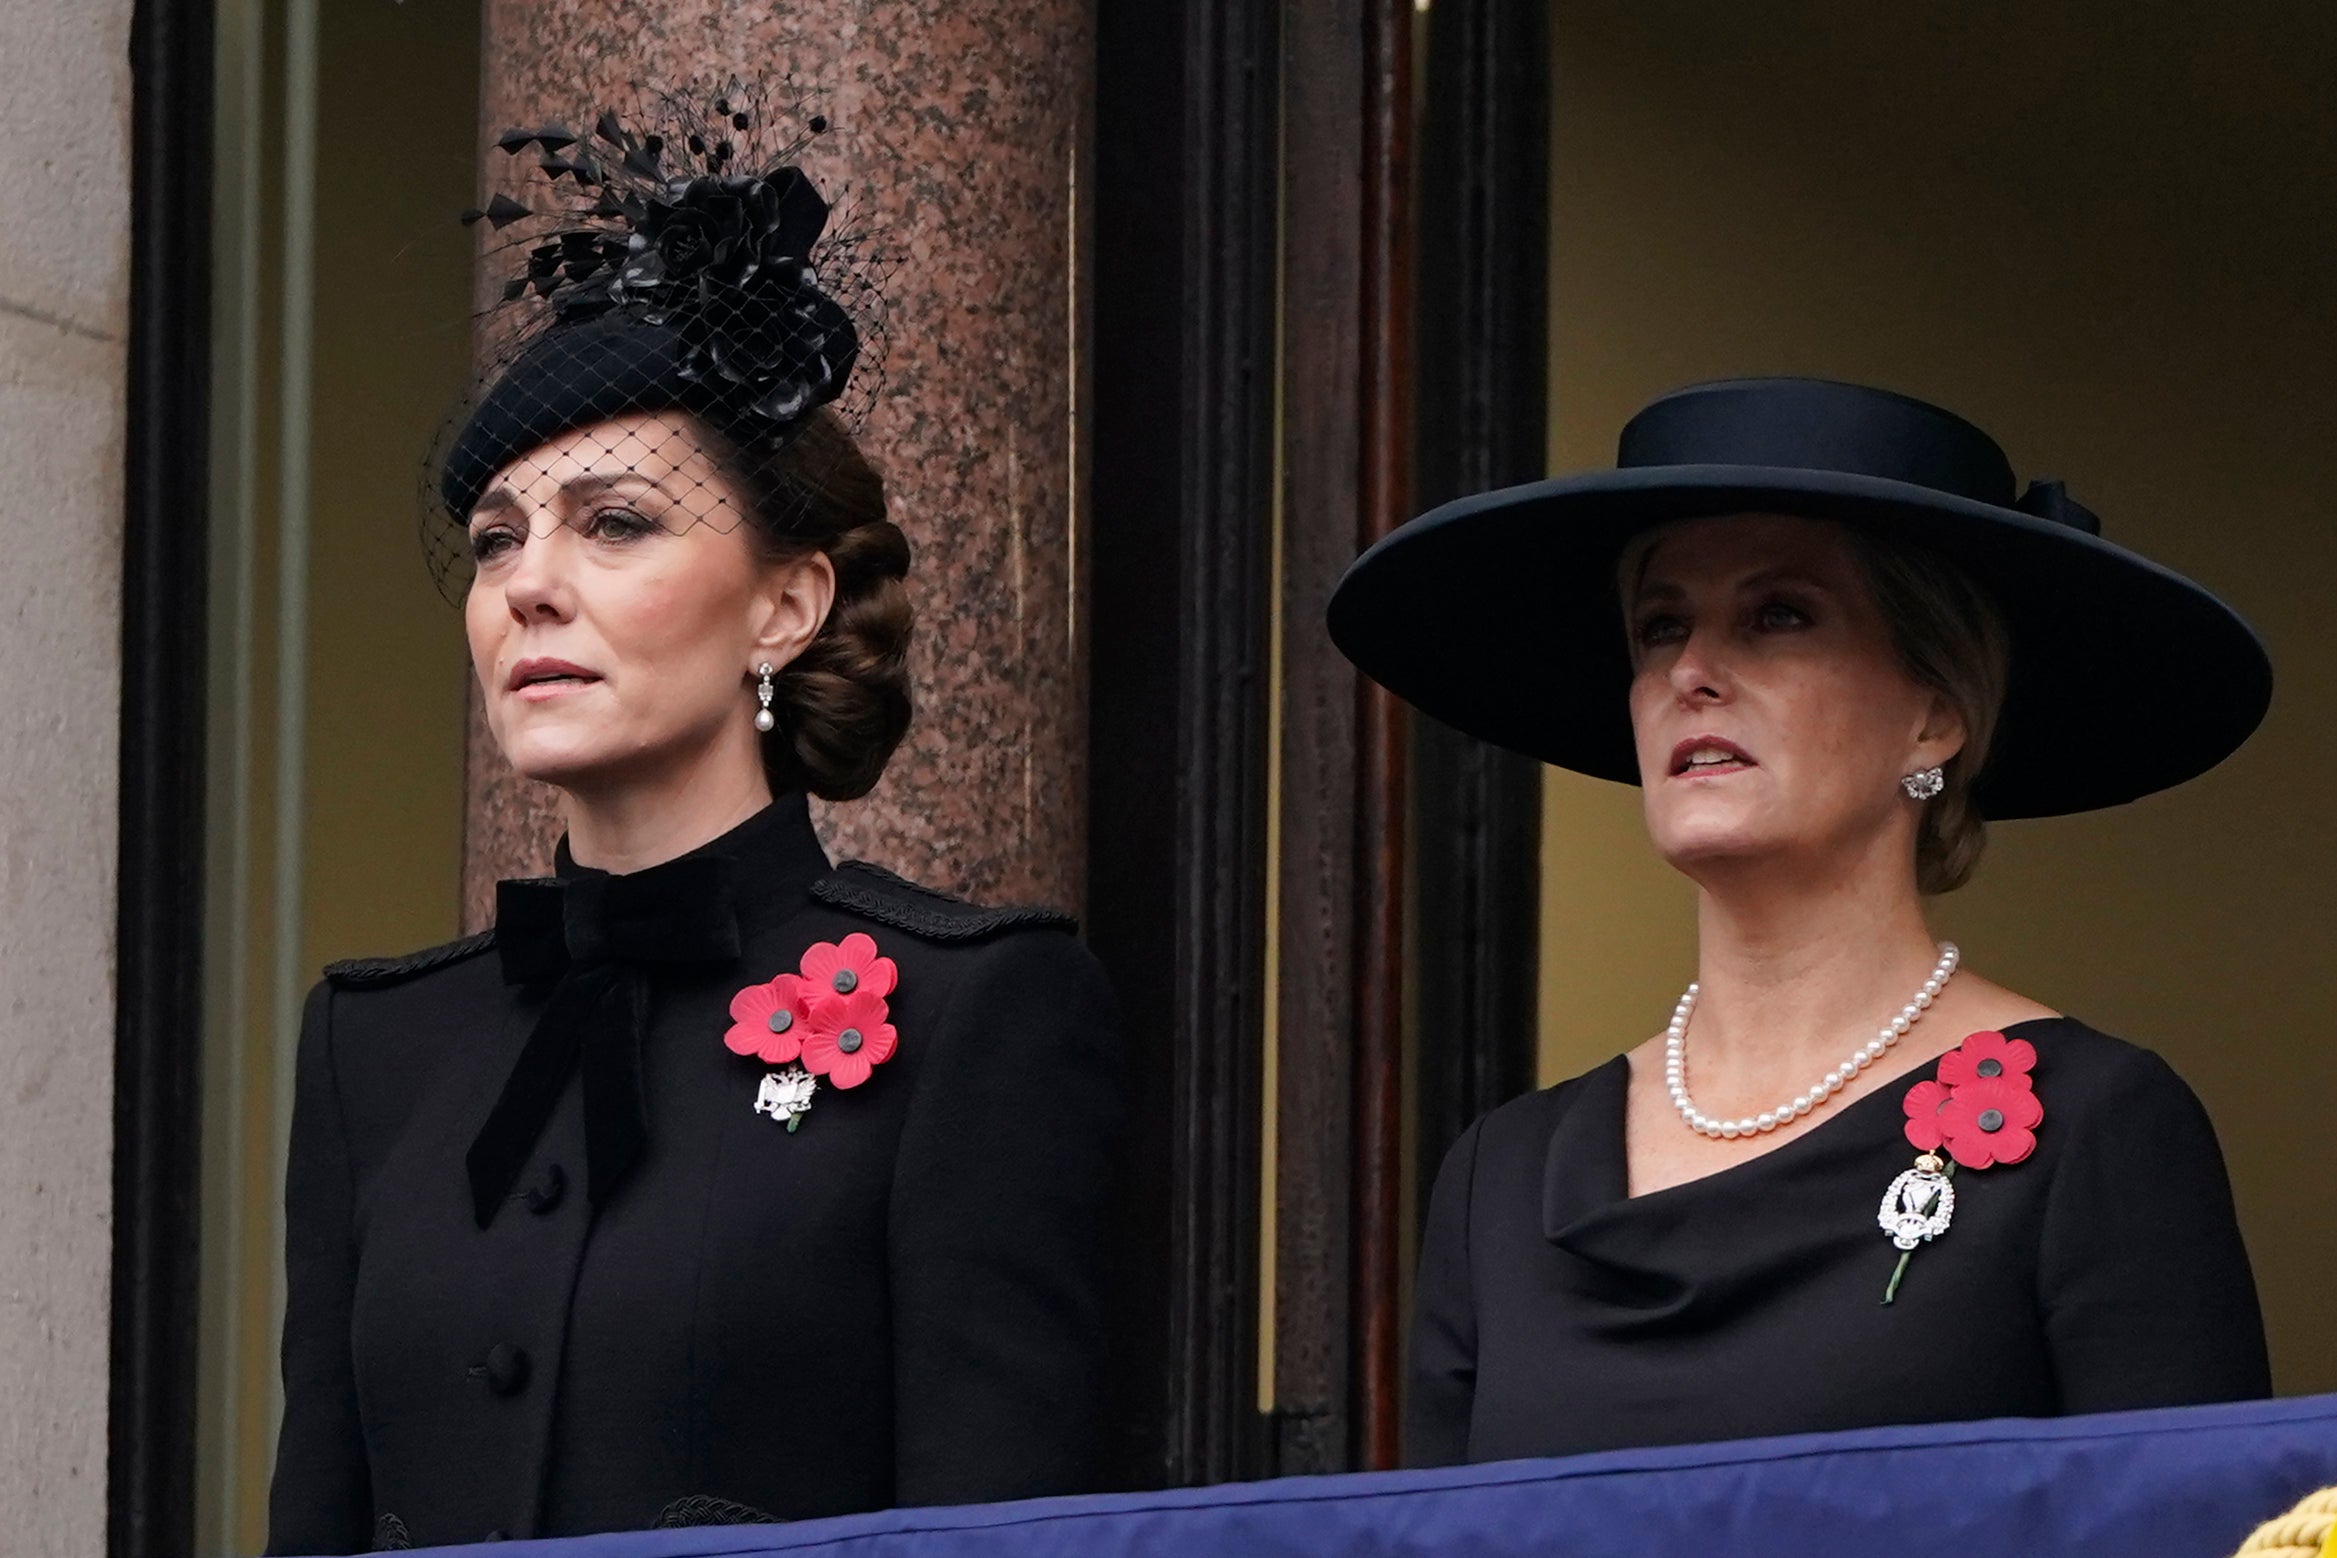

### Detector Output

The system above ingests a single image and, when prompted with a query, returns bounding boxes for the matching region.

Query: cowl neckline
[1536,1018,2068,1331]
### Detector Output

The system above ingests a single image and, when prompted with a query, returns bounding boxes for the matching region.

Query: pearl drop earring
[1901,766,1945,800]
[753,663,777,733]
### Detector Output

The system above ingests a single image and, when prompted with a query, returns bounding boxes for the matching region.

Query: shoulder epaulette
[324,929,498,989]
[811,861,1078,942]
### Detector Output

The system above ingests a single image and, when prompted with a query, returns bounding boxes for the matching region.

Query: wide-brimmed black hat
[1327,377,2271,819]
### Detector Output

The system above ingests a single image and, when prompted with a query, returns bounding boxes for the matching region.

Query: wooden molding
[1090,0,1282,1487]
[1409,0,1551,1232]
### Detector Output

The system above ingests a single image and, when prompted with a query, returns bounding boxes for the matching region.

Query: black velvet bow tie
[465,853,743,1228]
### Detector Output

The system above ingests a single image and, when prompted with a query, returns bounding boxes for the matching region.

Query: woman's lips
[513,678,598,703]
[508,657,603,701]
[1669,737,1756,777]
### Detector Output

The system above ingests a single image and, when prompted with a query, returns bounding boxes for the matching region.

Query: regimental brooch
[725,932,902,1131]
[1880,1029,2045,1303]
[1879,1155,1956,1253]
[752,1066,818,1131]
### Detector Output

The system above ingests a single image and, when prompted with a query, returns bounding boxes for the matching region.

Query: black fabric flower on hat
[482,102,861,433]
[424,82,888,599]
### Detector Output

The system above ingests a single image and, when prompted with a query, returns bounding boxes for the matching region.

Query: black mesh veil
[422,80,889,600]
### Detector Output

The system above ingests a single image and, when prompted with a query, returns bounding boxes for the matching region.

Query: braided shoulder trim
[325,930,497,989]
[658,1494,785,1528]
[811,861,1077,941]
[2232,1485,2337,1556]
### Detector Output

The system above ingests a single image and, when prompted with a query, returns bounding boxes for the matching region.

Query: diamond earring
[753,663,777,733]
[1901,767,1945,801]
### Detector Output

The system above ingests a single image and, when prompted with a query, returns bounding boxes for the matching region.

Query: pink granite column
[461,0,1090,927]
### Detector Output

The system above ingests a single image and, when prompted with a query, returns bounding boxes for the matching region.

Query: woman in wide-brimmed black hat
[1331,377,2273,1465]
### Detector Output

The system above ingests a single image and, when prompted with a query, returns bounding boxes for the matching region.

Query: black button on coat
[266,797,1124,1553]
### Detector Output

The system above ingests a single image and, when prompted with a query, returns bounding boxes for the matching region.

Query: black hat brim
[439,315,709,521]
[1326,464,2271,820]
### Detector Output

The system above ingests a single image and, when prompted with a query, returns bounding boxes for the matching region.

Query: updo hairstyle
[1845,528,2009,896]
[710,407,914,802]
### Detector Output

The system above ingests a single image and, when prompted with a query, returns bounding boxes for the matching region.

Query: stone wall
[0,2,133,1551]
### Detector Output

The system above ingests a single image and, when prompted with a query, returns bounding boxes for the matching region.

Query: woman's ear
[1914,691,1969,772]
[751,550,837,672]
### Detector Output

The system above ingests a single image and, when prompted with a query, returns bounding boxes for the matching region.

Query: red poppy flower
[1938,1029,2038,1091]
[799,932,898,1002]
[1936,1076,2044,1169]
[800,986,898,1090]
[1902,1078,1953,1154]
[726,972,810,1064]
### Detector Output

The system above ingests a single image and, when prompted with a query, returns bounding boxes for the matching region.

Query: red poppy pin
[1879,1029,2045,1302]
[725,932,902,1132]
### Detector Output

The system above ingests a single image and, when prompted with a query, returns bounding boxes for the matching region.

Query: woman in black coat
[1329,378,2273,1465]
[268,96,1120,1553]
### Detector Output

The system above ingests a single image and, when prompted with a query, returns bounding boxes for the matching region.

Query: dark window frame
[1089,0,1283,1488]
[115,1,217,1554]
[1409,0,1551,1243]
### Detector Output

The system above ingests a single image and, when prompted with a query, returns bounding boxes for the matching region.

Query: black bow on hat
[466,855,743,1228]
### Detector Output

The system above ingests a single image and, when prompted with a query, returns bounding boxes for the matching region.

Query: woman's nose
[502,525,575,620]
[1668,626,1730,703]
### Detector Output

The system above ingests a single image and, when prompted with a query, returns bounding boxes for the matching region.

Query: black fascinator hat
[424,81,888,597]
[1327,378,2271,819]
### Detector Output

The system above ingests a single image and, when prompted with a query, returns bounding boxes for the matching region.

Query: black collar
[467,794,830,1226]
[498,793,832,985]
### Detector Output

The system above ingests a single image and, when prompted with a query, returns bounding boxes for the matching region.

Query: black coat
[1408,1018,2269,1466]
[267,797,1124,1553]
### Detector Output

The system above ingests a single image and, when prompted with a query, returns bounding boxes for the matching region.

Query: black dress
[1408,1018,2269,1466]
[268,796,1123,1553]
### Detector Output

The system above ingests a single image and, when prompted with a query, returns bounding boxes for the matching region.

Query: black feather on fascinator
[422,80,889,598]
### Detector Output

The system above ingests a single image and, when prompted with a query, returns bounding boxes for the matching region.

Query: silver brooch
[752,1065,818,1132]
[1878,1153,1955,1251]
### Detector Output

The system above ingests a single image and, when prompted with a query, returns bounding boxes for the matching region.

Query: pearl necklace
[1665,943,1960,1139]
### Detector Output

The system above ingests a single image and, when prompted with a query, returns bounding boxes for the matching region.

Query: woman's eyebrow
[1630,565,1835,606]
[1735,566,1831,594]
[468,469,665,525]
[562,471,667,506]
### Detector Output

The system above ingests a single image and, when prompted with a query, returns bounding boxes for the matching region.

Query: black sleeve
[887,930,1124,1505]
[1406,1117,1484,1467]
[266,982,373,1555]
[2037,1046,2270,1413]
